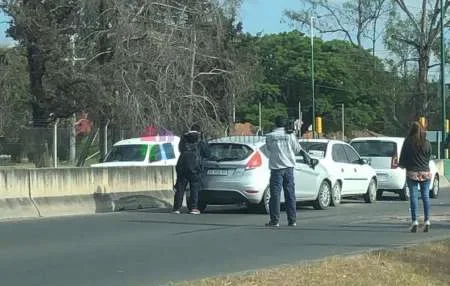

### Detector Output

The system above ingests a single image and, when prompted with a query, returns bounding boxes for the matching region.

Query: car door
[331,143,356,194]
[342,144,370,194]
[294,152,320,200]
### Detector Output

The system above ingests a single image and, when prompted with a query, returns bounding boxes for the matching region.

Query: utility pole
[298,100,302,138]
[258,101,262,134]
[311,16,315,139]
[441,0,446,158]
[69,34,86,164]
[341,103,345,141]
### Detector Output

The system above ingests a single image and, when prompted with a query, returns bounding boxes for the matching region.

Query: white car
[298,139,378,206]
[197,137,378,213]
[91,135,180,167]
[350,137,439,200]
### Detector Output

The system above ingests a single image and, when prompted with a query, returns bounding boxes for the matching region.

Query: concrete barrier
[27,166,175,218]
[106,167,175,211]
[0,169,40,220]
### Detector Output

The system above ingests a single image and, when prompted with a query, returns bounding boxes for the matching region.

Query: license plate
[207,169,228,176]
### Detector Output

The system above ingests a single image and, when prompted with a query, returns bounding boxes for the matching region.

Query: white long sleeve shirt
[265,128,302,170]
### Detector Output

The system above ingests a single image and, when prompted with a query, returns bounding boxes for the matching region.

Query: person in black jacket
[172,124,210,214]
[398,121,432,233]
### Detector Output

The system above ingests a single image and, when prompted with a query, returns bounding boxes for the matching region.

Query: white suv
[350,137,439,200]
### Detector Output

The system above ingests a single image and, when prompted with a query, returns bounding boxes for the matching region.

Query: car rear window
[351,141,397,157]
[104,144,148,162]
[209,143,253,162]
[299,142,327,158]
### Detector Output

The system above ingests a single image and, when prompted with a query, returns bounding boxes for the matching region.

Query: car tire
[363,178,377,203]
[376,190,383,200]
[313,181,331,210]
[430,175,439,199]
[330,182,341,207]
[399,183,410,201]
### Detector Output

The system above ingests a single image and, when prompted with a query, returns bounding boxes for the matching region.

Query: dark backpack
[177,135,201,173]
[184,141,201,167]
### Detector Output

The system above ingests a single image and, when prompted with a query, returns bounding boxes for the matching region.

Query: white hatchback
[350,137,439,200]
[91,135,180,167]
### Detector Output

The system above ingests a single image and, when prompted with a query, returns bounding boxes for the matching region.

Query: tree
[237,31,391,135]
[2,0,252,165]
[0,47,29,138]
[1,0,95,166]
[284,0,392,53]
[384,0,450,118]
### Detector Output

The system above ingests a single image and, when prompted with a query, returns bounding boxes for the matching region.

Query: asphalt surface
[1,190,449,286]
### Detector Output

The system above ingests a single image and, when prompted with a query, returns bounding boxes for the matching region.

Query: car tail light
[246,151,262,169]
[391,155,398,169]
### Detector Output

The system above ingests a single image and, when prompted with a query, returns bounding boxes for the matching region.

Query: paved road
[1,190,449,286]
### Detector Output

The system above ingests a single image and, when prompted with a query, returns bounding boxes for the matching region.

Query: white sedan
[296,139,378,207]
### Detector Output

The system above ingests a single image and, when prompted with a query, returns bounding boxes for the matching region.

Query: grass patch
[171,239,450,286]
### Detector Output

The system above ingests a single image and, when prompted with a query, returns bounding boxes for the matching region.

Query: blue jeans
[269,168,296,224]
[406,178,431,222]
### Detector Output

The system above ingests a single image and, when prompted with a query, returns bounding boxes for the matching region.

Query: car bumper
[376,169,405,190]
[199,190,262,205]
[200,183,265,205]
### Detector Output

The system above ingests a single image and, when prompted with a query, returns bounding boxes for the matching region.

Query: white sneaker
[189,209,200,215]
[172,210,180,214]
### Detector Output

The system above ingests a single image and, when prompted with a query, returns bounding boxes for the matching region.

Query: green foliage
[0,46,29,136]
[236,31,391,134]
[236,103,288,132]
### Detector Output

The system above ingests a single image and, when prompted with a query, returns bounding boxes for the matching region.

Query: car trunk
[350,140,398,169]
[204,143,258,176]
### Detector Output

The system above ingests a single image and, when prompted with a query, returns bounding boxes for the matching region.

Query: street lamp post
[341,103,345,140]
[311,16,315,138]
[440,0,447,158]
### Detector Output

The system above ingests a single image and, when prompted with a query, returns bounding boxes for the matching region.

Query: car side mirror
[310,158,319,169]
[358,158,368,165]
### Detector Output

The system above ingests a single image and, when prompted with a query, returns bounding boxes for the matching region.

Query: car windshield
[208,143,253,162]
[351,141,397,157]
[104,144,148,162]
[299,142,327,158]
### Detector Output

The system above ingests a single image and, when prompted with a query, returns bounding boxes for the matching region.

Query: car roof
[209,136,266,148]
[113,136,180,146]
[299,138,347,145]
[350,137,404,144]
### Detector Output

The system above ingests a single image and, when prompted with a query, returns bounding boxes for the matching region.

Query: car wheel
[399,183,410,201]
[313,181,331,210]
[330,182,341,207]
[430,175,439,199]
[376,190,383,200]
[363,178,377,203]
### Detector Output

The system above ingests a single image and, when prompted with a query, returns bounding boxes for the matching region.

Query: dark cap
[274,116,286,128]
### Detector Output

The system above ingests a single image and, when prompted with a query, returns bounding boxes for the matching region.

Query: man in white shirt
[265,116,302,227]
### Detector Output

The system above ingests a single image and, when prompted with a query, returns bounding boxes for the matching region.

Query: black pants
[173,171,202,211]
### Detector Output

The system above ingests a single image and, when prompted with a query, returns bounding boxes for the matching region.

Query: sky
[0,11,13,46]
[239,0,299,35]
